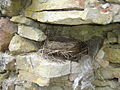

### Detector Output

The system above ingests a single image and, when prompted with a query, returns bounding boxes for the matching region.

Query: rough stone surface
[50,86,63,90]
[25,10,90,25]
[10,16,39,27]
[45,23,120,41]
[0,72,9,85]
[9,35,39,54]
[0,18,17,34]
[95,66,120,80]
[25,7,113,25]
[0,31,13,51]
[103,44,120,63]
[25,0,93,11]
[15,85,26,90]
[18,70,50,86]
[0,18,17,51]
[0,0,31,16]
[107,32,118,44]
[16,52,80,78]
[106,0,120,4]
[0,0,120,90]
[95,49,109,68]
[18,25,47,41]
[24,2,120,25]
[92,80,119,89]
[0,52,15,72]
[96,86,116,90]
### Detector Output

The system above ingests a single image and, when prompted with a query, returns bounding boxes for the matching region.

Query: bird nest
[39,36,89,62]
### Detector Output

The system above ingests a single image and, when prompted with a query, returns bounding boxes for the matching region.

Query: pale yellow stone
[10,16,39,27]
[9,35,39,54]
[18,70,50,86]
[16,52,81,78]
[18,25,47,41]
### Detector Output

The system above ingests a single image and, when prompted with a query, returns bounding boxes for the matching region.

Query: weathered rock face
[10,16,39,27]
[24,0,120,25]
[44,23,120,41]
[25,0,88,11]
[0,0,31,16]
[0,18,17,51]
[9,35,39,54]
[106,0,120,4]
[92,80,119,89]
[103,44,120,63]
[95,66,120,80]
[0,72,9,85]
[0,18,17,34]
[18,25,47,41]
[0,31,12,51]
[15,52,82,86]
[25,7,113,25]
[16,52,81,78]
[0,0,120,90]
[18,70,50,86]
[0,52,15,72]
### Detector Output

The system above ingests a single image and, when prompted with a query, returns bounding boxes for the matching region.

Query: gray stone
[95,49,109,68]
[95,66,120,80]
[92,80,119,89]
[50,86,63,90]
[15,85,26,90]
[0,52,15,72]
[107,32,117,44]
[86,36,104,57]
[118,34,120,44]
[45,23,120,41]
[18,25,47,41]
[9,35,39,54]
[0,72,9,84]
[69,74,78,82]
[95,86,114,90]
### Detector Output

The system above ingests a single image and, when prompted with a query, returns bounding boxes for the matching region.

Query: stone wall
[0,0,120,90]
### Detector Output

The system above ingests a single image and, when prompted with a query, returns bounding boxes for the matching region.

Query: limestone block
[9,35,39,54]
[25,7,113,25]
[16,52,81,78]
[25,10,90,25]
[18,25,47,41]
[25,0,86,11]
[10,16,39,27]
